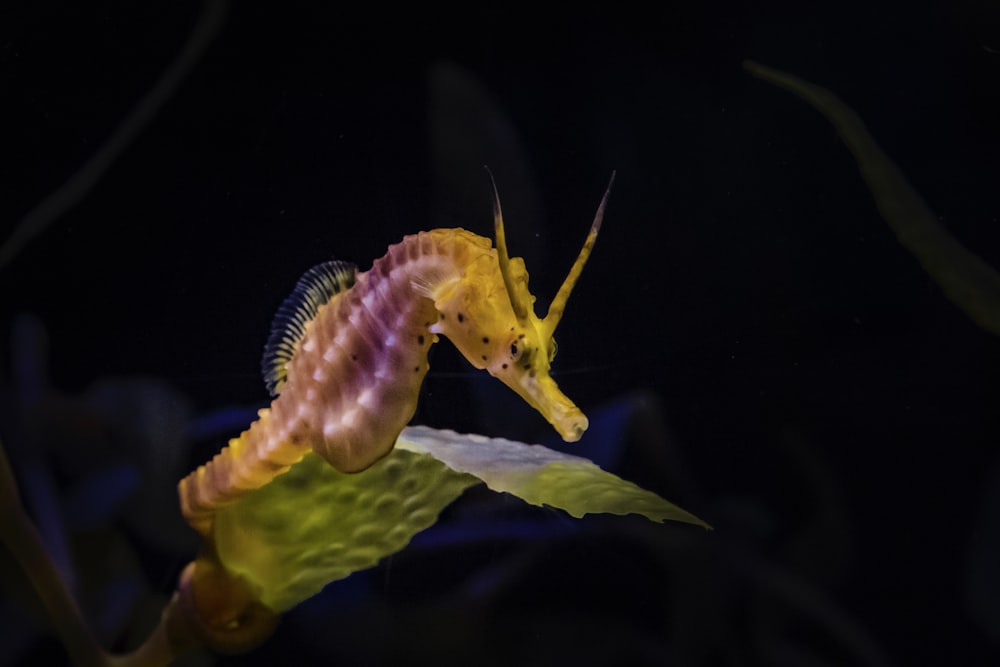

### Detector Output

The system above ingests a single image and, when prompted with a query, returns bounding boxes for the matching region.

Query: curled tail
[178,408,309,535]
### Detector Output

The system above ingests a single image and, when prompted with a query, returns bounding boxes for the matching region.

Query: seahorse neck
[364,228,494,301]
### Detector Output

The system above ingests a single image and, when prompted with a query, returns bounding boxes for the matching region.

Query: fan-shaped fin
[261,260,357,396]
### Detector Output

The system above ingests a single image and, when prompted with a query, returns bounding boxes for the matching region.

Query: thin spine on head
[486,167,614,336]
[485,166,530,322]
[432,168,614,443]
[542,171,615,338]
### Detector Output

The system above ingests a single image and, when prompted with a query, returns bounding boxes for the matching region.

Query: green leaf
[744,60,1000,336]
[213,426,708,612]
[397,426,710,528]
[213,448,477,612]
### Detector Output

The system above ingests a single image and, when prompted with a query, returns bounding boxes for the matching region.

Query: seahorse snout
[549,405,588,443]
[502,372,588,443]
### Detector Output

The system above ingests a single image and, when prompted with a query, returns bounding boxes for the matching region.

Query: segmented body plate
[178,229,494,535]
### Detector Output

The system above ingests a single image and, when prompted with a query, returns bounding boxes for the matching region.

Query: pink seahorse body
[179,180,611,536]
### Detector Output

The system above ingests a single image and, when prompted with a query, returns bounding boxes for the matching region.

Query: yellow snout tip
[554,413,588,443]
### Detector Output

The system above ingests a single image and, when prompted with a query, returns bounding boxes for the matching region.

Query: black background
[2,1,999,665]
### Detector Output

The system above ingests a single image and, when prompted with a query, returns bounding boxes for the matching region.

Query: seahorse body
[179,181,610,536]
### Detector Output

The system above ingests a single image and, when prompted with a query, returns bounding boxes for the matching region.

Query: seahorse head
[430,173,614,443]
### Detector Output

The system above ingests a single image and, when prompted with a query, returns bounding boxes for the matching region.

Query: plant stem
[0,440,108,667]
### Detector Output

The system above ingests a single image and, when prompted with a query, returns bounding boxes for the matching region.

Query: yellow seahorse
[178,174,612,535]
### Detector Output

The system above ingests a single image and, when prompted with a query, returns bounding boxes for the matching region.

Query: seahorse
[178,174,613,535]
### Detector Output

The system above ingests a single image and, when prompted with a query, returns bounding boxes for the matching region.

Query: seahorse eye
[509,339,534,364]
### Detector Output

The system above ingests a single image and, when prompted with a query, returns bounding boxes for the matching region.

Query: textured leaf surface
[214,426,708,612]
[398,426,709,528]
[213,448,477,612]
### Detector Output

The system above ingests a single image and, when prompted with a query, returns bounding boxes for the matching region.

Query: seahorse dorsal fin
[261,260,357,396]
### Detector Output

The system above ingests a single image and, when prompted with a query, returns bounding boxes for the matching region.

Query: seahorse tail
[177,408,309,535]
[174,554,278,654]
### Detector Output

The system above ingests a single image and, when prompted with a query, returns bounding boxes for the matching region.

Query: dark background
[2,1,999,665]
